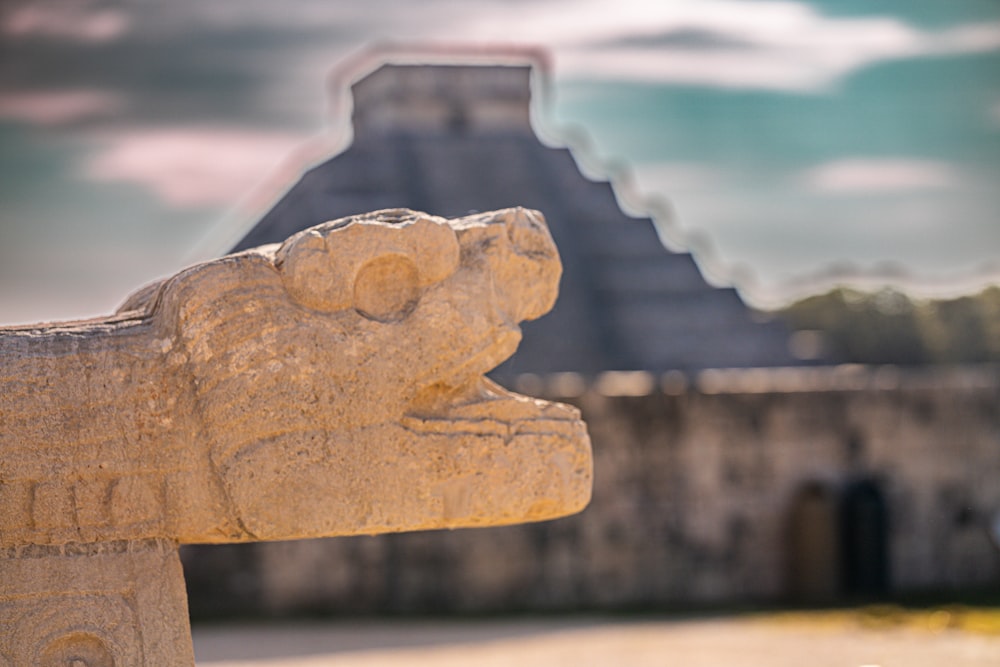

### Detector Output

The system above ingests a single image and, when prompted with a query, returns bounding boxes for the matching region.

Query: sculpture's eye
[354,254,421,322]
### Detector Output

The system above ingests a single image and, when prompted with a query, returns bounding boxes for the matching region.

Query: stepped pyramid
[235,51,799,380]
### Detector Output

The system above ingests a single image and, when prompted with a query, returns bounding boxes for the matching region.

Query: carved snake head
[146,208,591,542]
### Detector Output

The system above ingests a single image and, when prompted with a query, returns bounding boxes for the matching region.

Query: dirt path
[193,616,1000,667]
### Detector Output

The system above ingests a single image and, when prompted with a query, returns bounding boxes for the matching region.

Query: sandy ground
[192,616,1000,667]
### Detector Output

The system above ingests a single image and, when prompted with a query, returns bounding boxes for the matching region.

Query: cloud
[82,127,308,208]
[0,90,124,126]
[597,29,759,52]
[2,2,129,43]
[448,0,1000,91]
[801,159,960,193]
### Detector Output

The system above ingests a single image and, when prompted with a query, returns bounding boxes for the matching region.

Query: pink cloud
[802,159,960,194]
[2,4,129,43]
[83,127,309,208]
[0,90,123,126]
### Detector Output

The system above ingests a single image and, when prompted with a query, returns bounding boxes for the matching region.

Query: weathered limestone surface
[0,207,592,665]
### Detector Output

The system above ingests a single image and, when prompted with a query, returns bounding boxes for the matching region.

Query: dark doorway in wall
[840,478,890,596]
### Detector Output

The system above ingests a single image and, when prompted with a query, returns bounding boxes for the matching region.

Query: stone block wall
[183,365,1000,616]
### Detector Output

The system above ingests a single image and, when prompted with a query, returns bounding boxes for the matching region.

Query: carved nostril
[354,254,421,322]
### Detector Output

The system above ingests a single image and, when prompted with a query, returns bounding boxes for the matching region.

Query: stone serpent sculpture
[0,207,592,666]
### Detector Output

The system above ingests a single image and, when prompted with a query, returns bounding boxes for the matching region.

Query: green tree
[772,286,1000,366]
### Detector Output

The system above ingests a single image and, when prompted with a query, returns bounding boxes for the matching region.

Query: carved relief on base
[0,539,192,666]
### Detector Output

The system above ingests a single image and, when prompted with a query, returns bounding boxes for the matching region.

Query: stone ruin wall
[184,365,1000,616]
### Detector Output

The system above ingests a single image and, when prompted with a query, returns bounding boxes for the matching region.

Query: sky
[1,0,999,324]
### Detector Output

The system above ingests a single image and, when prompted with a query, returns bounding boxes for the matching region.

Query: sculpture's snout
[457,207,562,326]
[502,207,563,320]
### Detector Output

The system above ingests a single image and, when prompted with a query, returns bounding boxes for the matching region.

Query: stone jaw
[0,207,591,665]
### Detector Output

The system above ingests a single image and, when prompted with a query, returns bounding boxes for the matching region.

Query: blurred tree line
[773,286,1000,365]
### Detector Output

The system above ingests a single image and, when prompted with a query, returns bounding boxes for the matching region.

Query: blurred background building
[236,52,801,377]
[180,50,1000,617]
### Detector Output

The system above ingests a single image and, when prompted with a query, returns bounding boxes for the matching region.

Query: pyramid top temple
[235,48,801,379]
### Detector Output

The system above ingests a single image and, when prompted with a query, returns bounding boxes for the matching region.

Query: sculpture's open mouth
[402,377,578,436]
[400,410,583,438]
[396,377,591,529]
